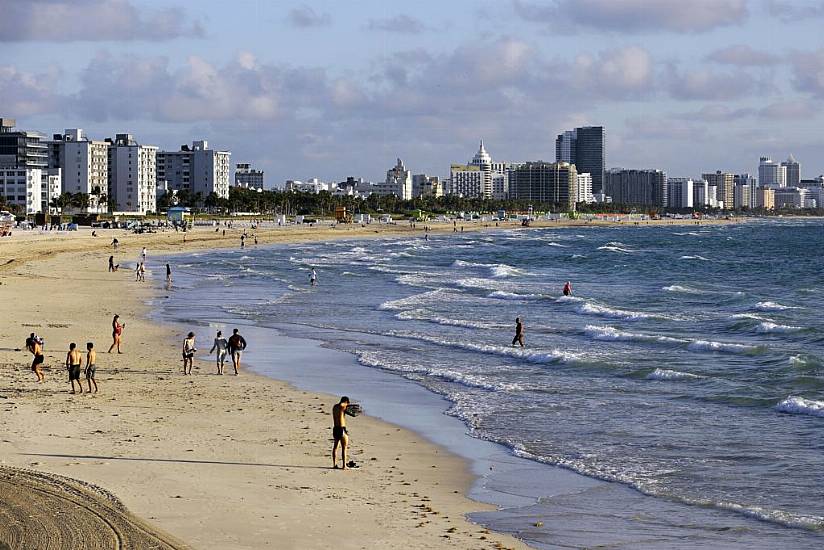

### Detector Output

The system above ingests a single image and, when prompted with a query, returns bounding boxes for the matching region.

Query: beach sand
[0,217,738,549]
[0,225,535,550]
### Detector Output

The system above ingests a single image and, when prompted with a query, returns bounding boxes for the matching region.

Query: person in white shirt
[209,330,229,375]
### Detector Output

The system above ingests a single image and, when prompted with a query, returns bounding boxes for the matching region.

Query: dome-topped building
[470,140,492,167]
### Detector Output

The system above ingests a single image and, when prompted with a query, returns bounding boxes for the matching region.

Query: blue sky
[3,0,824,185]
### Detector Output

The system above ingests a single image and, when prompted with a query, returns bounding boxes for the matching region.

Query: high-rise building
[605,168,667,207]
[667,178,694,209]
[756,187,775,209]
[781,154,800,187]
[156,140,231,200]
[48,129,109,213]
[0,118,49,169]
[374,158,412,199]
[774,188,807,209]
[702,171,735,210]
[734,184,752,209]
[693,179,709,208]
[735,173,757,212]
[576,172,593,204]
[758,157,786,188]
[412,174,442,198]
[234,163,264,189]
[555,126,605,194]
[108,134,157,214]
[508,161,577,211]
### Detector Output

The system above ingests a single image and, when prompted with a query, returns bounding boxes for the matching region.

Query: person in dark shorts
[331,396,350,469]
[27,336,45,383]
[65,342,83,394]
[85,342,97,393]
[227,328,247,375]
[512,317,524,348]
[563,281,573,296]
[182,332,196,375]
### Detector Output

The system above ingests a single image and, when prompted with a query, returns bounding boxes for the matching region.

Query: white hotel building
[49,128,109,213]
[157,140,231,200]
[108,134,157,214]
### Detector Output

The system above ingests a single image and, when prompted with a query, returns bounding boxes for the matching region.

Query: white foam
[730,313,770,321]
[687,339,757,354]
[389,331,579,364]
[487,290,541,301]
[662,285,704,295]
[755,301,801,311]
[489,264,523,278]
[756,321,802,334]
[679,255,710,261]
[545,242,568,248]
[584,325,685,345]
[598,245,635,253]
[775,396,824,418]
[455,277,509,291]
[379,288,457,311]
[395,309,502,329]
[646,368,701,381]
[579,302,654,320]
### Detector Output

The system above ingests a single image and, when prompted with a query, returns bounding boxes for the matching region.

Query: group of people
[512,281,573,348]
[25,332,98,393]
[181,328,247,376]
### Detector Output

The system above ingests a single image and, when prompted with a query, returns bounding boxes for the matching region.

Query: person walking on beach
[165,263,172,285]
[209,330,228,375]
[111,237,119,250]
[227,328,247,375]
[85,342,98,393]
[108,255,115,272]
[65,342,83,394]
[138,262,146,282]
[108,315,124,353]
[27,334,45,383]
[563,281,573,297]
[512,317,524,348]
[141,247,147,263]
[310,268,317,286]
[332,396,350,469]
[182,332,196,375]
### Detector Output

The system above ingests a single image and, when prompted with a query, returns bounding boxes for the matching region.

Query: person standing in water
[108,315,124,353]
[182,332,196,375]
[563,281,573,296]
[66,342,83,394]
[85,342,98,393]
[512,317,524,347]
[166,263,172,285]
[331,396,350,469]
[209,330,228,375]
[310,268,317,286]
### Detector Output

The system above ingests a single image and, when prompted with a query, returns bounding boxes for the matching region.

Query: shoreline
[0,228,534,548]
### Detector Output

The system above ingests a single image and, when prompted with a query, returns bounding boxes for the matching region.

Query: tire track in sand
[0,466,188,550]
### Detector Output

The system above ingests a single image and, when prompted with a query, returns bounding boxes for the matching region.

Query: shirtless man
[65,342,83,394]
[182,332,196,375]
[209,330,228,375]
[512,317,524,348]
[227,328,247,375]
[331,396,350,469]
[85,342,98,393]
[27,335,45,382]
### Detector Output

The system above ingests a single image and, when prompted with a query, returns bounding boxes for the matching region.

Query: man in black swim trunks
[512,317,524,348]
[65,342,83,394]
[27,335,45,382]
[331,396,350,469]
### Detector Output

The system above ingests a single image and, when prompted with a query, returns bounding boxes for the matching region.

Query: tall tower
[470,140,493,198]
[782,154,800,187]
[556,126,605,194]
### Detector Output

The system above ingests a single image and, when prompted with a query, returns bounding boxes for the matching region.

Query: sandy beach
[0,217,741,549]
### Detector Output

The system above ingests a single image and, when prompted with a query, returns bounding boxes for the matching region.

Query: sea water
[158,219,824,548]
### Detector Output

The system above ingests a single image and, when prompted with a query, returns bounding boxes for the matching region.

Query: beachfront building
[576,172,593,204]
[48,129,109,213]
[449,163,483,198]
[605,168,667,208]
[0,118,49,170]
[0,166,61,215]
[692,179,709,208]
[156,141,231,200]
[758,157,786,188]
[235,163,264,190]
[108,134,157,214]
[412,174,443,198]
[781,154,800,187]
[667,178,694,209]
[555,126,605,194]
[735,173,757,211]
[284,178,329,193]
[773,188,808,209]
[756,187,775,210]
[734,184,752,209]
[509,161,577,211]
[702,171,734,210]
[373,158,412,200]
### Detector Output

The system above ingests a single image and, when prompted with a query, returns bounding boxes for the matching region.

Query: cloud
[286,5,332,28]
[0,65,61,116]
[665,65,762,100]
[790,48,824,97]
[366,14,427,34]
[766,0,824,21]
[706,44,782,66]
[758,99,818,119]
[512,0,748,33]
[0,0,203,42]
[670,104,755,122]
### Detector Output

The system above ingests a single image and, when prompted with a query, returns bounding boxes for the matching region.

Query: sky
[2,0,824,186]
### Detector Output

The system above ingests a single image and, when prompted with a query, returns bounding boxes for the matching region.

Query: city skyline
[3,0,824,184]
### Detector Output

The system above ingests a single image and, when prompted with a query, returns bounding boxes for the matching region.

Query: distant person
[512,317,524,348]
[111,237,119,250]
[138,262,146,282]
[227,328,247,375]
[141,247,147,262]
[209,330,228,375]
[254,235,258,245]
[332,396,351,469]
[134,263,141,282]
[182,332,196,375]
[241,234,246,249]
[91,230,97,237]
[27,334,45,383]
[563,281,573,296]
[166,263,172,285]
[108,314,124,353]
[310,268,317,286]
[85,342,97,393]
[66,342,83,394]
[108,255,115,272]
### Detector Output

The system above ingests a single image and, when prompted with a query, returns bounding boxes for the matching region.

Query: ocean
[157,218,824,548]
